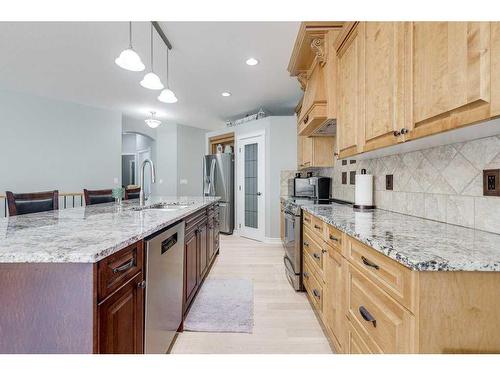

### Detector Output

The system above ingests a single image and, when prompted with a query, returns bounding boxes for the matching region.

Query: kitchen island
[0,196,220,354]
[281,197,500,353]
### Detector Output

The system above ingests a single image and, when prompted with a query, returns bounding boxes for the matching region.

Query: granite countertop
[0,196,220,263]
[299,201,500,272]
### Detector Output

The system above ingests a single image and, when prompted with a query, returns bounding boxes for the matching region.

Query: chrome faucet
[139,158,156,206]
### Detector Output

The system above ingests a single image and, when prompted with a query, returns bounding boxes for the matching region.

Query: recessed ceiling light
[221,92,231,97]
[246,58,259,66]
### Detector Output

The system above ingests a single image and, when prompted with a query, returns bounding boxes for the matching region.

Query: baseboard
[264,237,282,244]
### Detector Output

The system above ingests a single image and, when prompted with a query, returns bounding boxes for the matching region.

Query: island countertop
[0,196,220,263]
[281,197,500,272]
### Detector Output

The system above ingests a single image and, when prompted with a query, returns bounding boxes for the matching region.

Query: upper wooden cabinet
[297,135,336,169]
[332,21,500,158]
[407,22,499,140]
[288,22,343,136]
[336,23,362,158]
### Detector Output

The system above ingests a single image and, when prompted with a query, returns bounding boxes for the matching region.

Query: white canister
[354,169,375,209]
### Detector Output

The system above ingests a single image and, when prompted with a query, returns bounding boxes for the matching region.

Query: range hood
[312,119,336,136]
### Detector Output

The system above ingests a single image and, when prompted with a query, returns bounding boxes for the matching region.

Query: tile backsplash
[311,135,500,234]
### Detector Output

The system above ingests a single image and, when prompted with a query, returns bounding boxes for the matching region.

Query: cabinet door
[410,22,491,139]
[184,231,198,308]
[198,222,208,279]
[362,22,406,152]
[324,249,345,351]
[207,218,215,263]
[337,23,362,158]
[98,273,144,354]
[301,136,313,168]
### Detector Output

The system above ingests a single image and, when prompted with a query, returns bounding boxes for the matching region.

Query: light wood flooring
[171,235,332,354]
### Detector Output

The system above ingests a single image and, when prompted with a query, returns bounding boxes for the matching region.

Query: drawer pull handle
[329,235,339,242]
[361,256,379,270]
[303,241,310,247]
[314,224,321,229]
[304,217,310,222]
[137,280,146,289]
[321,249,328,254]
[313,289,321,299]
[303,271,309,279]
[112,258,135,274]
[359,306,376,328]
[313,253,321,260]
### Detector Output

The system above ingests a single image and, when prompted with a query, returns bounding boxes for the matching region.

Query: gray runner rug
[183,278,254,333]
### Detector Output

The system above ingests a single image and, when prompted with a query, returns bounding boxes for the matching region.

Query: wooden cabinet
[297,135,336,169]
[336,23,362,158]
[361,22,407,152]
[408,22,496,140]
[302,212,500,353]
[97,272,144,354]
[183,203,220,315]
[184,229,198,308]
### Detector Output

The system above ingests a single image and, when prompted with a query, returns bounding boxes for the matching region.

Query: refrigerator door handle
[209,158,216,196]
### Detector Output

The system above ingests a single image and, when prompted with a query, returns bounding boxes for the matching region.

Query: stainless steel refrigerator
[203,153,234,234]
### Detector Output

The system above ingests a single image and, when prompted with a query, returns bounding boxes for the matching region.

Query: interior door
[237,133,265,242]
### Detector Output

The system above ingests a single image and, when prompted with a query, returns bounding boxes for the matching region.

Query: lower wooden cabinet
[302,213,500,354]
[97,272,144,354]
[184,229,199,308]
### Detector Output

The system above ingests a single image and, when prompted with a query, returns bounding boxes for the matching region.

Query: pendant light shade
[145,111,161,128]
[157,47,178,103]
[141,23,164,90]
[115,22,145,72]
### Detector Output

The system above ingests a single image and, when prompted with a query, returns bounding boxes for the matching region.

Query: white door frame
[236,130,266,242]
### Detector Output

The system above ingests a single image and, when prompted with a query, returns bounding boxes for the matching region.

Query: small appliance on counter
[354,169,375,210]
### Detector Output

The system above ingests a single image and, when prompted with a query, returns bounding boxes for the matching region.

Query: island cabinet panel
[198,219,208,279]
[0,263,95,354]
[408,22,494,140]
[97,272,144,354]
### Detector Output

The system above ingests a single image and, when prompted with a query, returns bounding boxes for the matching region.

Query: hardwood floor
[171,235,332,354]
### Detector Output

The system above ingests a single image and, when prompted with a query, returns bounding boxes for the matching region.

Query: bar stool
[6,190,59,216]
[83,189,115,206]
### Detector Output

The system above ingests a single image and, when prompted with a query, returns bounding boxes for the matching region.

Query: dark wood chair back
[6,190,59,216]
[83,189,115,206]
[125,187,141,200]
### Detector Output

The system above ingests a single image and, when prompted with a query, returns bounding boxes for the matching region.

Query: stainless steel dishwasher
[144,220,185,354]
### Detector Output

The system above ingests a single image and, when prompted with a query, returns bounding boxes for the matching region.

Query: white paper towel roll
[355,173,374,207]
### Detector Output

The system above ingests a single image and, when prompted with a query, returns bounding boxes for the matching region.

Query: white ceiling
[0,22,302,130]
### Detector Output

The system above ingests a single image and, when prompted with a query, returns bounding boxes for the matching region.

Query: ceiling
[0,22,302,130]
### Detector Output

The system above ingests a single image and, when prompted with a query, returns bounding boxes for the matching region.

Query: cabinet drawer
[303,259,323,315]
[346,263,415,353]
[325,224,342,252]
[347,321,381,354]
[98,241,144,302]
[302,211,313,229]
[311,216,325,236]
[303,228,325,279]
[345,235,416,311]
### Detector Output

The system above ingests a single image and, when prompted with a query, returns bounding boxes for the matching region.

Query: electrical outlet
[342,160,347,166]
[349,160,356,164]
[386,175,394,190]
[350,171,356,185]
[483,169,500,196]
[342,172,347,185]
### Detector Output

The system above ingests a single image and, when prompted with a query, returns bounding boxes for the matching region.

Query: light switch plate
[180,179,188,185]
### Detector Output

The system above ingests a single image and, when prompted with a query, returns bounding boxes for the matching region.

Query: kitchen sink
[131,203,192,212]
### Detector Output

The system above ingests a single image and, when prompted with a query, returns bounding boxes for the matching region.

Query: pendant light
[158,47,178,103]
[115,22,145,72]
[145,111,161,128]
[140,23,164,90]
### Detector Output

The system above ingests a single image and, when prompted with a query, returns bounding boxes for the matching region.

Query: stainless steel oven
[283,207,303,291]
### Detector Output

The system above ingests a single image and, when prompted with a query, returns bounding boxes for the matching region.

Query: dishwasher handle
[161,233,178,255]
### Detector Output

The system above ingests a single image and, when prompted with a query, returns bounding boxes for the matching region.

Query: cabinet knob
[400,128,409,135]
[393,130,401,137]
[137,280,146,289]
[303,114,309,124]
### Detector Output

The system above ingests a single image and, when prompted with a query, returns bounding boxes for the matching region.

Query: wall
[0,89,122,196]
[177,125,206,196]
[313,131,500,235]
[206,116,297,240]
[155,124,178,196]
